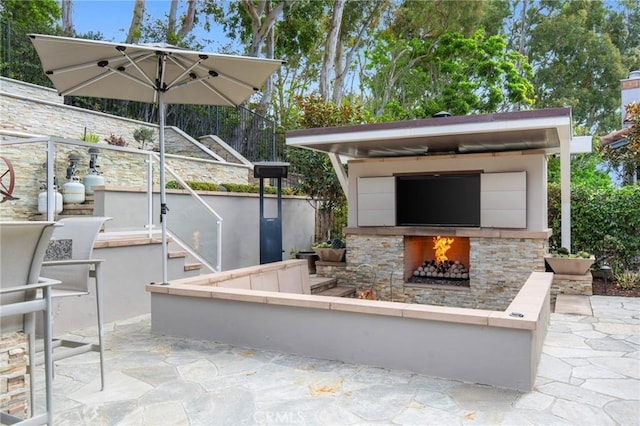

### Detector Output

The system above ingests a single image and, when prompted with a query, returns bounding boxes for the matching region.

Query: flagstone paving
[35,295,639,425]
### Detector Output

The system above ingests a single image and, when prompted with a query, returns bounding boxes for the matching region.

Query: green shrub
[165,180,223,191]
[616,271,640,290]
[133,127,155,150]
[548,183,640,271]
[80,132,100,143]
[166,180,296,196]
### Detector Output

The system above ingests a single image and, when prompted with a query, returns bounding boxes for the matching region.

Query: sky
[70,0,230,51]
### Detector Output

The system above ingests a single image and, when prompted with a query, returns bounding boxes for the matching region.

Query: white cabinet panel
[480,172,526,228]
[357,177,395,226]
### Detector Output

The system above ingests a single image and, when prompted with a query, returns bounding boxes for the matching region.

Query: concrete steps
[168,250,203,272]
[31,195,95,220]
[310,276,355,298]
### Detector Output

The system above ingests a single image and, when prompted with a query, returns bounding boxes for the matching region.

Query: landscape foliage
[548,183,640,273]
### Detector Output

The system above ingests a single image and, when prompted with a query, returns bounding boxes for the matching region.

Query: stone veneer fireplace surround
[344,227,550,311]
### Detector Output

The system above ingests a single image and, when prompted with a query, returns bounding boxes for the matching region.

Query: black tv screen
[396,174,480,226]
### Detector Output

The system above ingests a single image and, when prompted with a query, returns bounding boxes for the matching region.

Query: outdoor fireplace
[404,236,470,286]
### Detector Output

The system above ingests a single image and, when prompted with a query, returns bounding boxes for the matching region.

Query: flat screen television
[396,174,481,227]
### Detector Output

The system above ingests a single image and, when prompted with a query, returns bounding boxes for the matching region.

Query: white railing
[0,136,222,272]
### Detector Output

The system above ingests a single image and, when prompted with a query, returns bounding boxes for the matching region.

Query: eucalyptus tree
[527,0,627,134]
[320,0,387,105]
[364,29,535,119]
[363,0,536,119]
[61,0,73,36]
[128,0,206,47]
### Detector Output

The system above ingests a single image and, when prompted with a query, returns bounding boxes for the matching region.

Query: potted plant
[544,247,595,275]
[314,238,346,262]
[291,248,319,274]
[133,127,155,150]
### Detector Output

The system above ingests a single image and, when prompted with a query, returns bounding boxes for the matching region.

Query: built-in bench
[160,259,311,294]
[146,261,552,391]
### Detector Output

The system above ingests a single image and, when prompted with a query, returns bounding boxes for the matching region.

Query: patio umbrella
[29,34,283,284]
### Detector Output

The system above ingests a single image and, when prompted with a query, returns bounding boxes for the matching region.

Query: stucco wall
[149,270,552,391]
[94,187,316,271]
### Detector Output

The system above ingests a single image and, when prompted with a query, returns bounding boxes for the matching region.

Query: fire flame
[433,236,454,263]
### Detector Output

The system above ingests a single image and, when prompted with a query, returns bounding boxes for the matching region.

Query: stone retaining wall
[315,261,349,286]
[551,273,593,305]
[0,141,250,221]
[0,78,254,221]
[0,332,28,419]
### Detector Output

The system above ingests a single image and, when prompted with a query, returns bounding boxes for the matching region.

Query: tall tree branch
[61,0,73,36]
[320,0,345,102]
[126,0,146,43]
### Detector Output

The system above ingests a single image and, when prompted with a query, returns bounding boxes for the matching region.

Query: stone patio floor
[34,295,639,425]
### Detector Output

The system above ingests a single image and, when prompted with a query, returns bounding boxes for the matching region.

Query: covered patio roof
[285,107,573,158]
[286,107,581,250]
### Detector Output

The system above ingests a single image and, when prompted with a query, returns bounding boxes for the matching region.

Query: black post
[255,162,289,265]
[601,265,612,294]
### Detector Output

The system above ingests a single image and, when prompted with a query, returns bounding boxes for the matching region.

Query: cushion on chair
[45,239,72,261]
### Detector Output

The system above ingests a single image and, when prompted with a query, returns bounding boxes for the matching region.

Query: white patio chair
[0,221,59,425]
[38,216,110,391]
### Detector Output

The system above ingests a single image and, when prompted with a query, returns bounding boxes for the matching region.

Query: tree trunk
[241,0,287,58]
[127,0,146,44]
[61,0,74,36]
[177,0,197,38]
[316,207,334,243]
[168,0,178,35]
[320,0,345,102]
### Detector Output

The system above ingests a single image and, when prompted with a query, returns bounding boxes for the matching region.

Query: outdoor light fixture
[253,162,289,179]
[601,265,612,294]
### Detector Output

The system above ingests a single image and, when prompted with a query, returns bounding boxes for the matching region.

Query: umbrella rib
[104,66,156,90]
[164,55,205,90]
[45,55,123,75]
[45,51,151,76]
[60,69,116,96]
[164,55,236,106]
[119,49,158,89]
[191,62,258,92]
[197,80,238,107]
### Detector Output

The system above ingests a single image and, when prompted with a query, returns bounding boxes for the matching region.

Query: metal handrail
[149,152,223,272]
[0,136,224,272]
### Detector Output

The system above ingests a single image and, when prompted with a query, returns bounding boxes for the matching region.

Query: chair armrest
[42,259,105,267]
[0,277,62,294]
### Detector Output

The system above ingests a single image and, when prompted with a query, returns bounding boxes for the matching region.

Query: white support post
[146,154,154,238]
[328,153,348,198]
[46,138,56,221]
[561,138,571,250]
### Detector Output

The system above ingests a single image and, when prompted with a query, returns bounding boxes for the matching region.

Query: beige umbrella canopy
[30,34,283,283]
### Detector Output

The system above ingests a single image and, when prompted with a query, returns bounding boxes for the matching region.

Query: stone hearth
[343,227,550,310]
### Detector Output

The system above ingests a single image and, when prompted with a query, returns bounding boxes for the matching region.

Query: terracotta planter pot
[544,256,595,275]
[314,248,346,262]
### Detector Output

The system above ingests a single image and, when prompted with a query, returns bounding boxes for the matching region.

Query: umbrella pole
[159,92,169,285]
